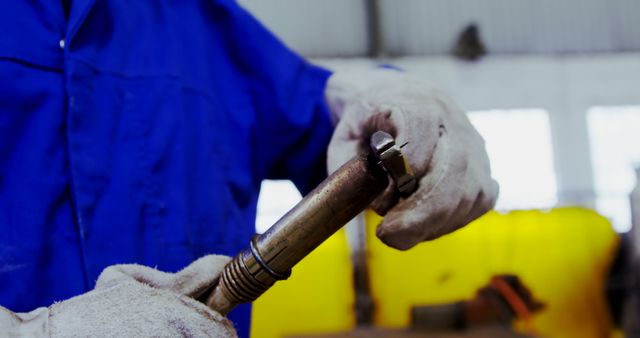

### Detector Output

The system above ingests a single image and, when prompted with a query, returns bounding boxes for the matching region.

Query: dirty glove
[0,255,237,337]
[325,69,499,250]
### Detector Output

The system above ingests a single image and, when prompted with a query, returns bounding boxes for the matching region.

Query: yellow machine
[252,208,619,338]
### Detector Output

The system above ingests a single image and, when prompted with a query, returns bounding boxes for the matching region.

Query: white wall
[238,0,640,57]
[379,0,640,55]
[237,0,368,57]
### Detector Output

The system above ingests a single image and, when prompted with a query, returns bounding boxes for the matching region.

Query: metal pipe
[206,153,389,314]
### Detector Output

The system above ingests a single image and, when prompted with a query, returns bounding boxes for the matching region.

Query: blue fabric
[0,1,333,336]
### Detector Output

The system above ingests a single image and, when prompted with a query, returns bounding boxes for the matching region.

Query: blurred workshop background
[238,1,640,337]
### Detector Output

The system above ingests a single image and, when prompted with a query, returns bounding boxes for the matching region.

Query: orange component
[490,276,534,334]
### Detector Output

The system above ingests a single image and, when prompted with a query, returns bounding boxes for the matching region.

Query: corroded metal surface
[205,131,410,314]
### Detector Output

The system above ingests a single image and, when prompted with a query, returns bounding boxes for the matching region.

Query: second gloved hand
[325,69,499,250]
[1,255,237,337]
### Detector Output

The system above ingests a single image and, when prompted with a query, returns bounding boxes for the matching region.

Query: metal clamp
[370,131,416,196]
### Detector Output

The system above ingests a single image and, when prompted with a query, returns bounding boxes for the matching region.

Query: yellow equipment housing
[252,208,619,338]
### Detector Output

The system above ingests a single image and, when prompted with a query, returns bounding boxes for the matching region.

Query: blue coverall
[0,1,333,336]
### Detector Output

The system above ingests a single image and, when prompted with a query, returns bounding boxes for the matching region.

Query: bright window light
[587,106,640,232]
[467,109,558,210]
[256,180,302,233]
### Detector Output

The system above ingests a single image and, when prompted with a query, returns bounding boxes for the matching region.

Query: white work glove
[326,69,499,250]
[0,255,237,338]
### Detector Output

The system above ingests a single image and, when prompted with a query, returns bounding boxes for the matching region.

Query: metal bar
[365,0,384,57]
[206,154,389,314]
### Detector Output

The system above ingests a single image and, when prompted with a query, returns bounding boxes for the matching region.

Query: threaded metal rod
[205,153,389,314]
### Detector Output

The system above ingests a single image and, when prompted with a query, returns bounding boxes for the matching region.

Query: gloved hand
[325,69,499,250]
[0,255,237,337]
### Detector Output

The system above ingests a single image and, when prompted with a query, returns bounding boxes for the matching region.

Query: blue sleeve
[214,0,334,194]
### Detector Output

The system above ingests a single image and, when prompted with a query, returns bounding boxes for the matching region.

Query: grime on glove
[0,255,237,338]
[326,69,499,250]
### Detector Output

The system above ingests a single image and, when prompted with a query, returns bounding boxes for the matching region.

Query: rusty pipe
[205,131,413,315]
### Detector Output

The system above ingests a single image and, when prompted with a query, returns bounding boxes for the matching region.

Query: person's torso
[0,5,333,336]
[0,0,265,311]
